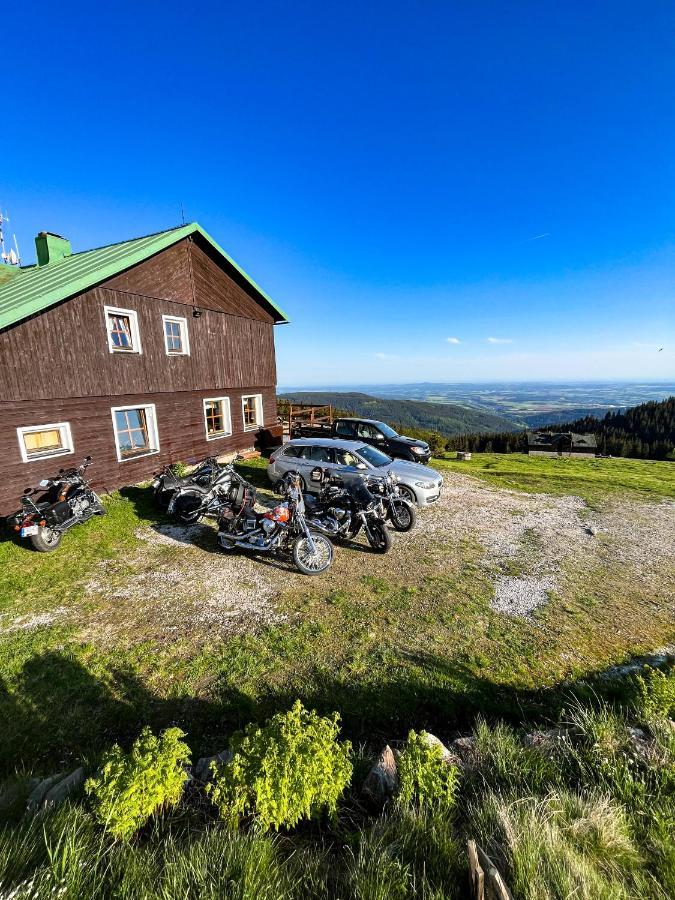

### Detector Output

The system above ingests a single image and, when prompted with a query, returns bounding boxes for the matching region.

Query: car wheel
[397,484,417,505]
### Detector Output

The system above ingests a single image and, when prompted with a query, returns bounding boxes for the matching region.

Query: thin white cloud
[446,337,461,344]
[522,232,550,242]
[487,337,513,344]
[374,351,397,360]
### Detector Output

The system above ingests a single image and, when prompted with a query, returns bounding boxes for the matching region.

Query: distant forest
[435,397,675,460]
[278,391,517,436]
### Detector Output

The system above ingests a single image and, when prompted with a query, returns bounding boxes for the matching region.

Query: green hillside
[279,391,519,436]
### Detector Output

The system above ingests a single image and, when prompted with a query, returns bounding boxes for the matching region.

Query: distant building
[527,431,597,458]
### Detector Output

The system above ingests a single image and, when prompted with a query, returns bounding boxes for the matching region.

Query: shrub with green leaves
[85,726,191,841]
[207,700,353,831]
[397,731,459,809]
[631,666,675,722]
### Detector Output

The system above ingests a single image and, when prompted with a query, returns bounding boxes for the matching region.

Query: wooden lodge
[0,223,288,514]
[527,431,597,458]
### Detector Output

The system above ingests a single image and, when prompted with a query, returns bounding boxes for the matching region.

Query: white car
[267,438,443,506]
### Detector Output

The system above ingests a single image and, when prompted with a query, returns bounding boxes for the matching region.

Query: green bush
[632,667,675,722]
[397,731,459,809]
[85,726,191,841]
[207,700,353,831]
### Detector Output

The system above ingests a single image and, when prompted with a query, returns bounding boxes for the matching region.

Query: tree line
[395,396,675,460]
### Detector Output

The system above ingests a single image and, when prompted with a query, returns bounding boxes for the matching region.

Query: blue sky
[4,1,675,384]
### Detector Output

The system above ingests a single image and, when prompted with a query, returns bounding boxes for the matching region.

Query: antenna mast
[0,209,20,266]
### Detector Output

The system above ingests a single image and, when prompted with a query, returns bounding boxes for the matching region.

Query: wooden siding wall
[0,388,277,513]
[0,236,282,513]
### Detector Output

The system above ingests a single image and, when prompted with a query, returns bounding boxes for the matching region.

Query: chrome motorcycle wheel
[292,533,334,575]
[389,498,416,532]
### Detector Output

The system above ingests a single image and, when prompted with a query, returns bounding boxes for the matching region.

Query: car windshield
[376,422,398,438]
[356,445,392,467]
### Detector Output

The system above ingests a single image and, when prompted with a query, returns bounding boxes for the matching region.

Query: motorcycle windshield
[349,481,375,505]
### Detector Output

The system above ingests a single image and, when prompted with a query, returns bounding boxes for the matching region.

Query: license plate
[21,525,39,537]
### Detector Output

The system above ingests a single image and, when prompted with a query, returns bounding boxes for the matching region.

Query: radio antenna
[0,210,20,265]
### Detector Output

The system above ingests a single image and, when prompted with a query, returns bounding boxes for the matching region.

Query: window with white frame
[104,305,142,353]
[17,422,74,463]
[111,404,159,461]
[242,394,263,431]
[203,397,232,440]
[162,315,190,356]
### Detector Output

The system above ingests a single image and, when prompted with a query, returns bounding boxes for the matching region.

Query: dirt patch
[0,608,69,634]
[422,472,675,619]
[81,520,285,643]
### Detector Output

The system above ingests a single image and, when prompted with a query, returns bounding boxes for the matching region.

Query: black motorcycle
[366,471,417,532]
[7,456,105,552]
[156,458,242,525]
[152,457,226,511]
[301,467,392,553]
[218,471,334,575]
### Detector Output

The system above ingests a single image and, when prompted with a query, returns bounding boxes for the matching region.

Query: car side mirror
[84,455,92,463]
[23,487,31,495]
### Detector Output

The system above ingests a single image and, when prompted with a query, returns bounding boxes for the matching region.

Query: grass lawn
[0,453,673,775]
[435,452,675,506]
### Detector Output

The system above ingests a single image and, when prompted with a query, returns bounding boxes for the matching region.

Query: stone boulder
[362,745,398,806]
[42,768,85,809]
[194,750,233,783]
[421,732,462,767]
[450,736,479,769]
[26,773,65,816]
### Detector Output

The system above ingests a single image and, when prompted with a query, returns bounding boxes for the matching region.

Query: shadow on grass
[1,643,660,777]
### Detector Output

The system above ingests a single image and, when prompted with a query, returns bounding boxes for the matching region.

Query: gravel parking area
[71,468,675,639]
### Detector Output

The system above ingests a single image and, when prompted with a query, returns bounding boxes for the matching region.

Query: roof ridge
[0,222,289,329]
[67,222,189,258]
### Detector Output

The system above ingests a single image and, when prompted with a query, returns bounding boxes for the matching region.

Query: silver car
[267,438,443,506]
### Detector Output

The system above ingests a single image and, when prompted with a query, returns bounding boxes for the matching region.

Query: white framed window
[104,305,142,354]
[203,397,232,440]
[162,315,190,356]
[111,404,159,461]
[17,422,74,463]
[242,394,263,431]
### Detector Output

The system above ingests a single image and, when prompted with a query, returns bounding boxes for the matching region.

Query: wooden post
[467,840,512,900]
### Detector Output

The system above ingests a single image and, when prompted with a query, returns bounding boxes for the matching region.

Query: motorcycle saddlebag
[45,499,72,526]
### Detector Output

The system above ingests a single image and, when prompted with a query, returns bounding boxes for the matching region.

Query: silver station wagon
[267,438,443,506]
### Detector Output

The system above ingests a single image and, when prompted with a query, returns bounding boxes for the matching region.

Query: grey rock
[450,736,478,768]
[195,750,233,782]
[586,525,598,536]
[362,745,398,805]
[421,732,461,767]
[42,768,85,809]
[522,728,568,756]
[26,774,65,815]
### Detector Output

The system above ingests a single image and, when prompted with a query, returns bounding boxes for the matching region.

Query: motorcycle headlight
[415,480,435,489]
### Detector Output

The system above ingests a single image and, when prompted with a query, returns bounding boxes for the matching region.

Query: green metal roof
[0,222,289,331]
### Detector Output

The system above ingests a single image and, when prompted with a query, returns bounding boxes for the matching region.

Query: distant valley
[278,391,519,436]
[279,381,675,431]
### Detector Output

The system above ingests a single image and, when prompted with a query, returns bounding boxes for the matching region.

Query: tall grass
[1,671,673,899]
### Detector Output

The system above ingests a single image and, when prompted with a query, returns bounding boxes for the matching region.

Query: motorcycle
[365,471,417,532]
[6,456,105,552]
[165,463,238,524]
[301,467,392,553]
[217,471,334,576]
[152,456,226,511]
